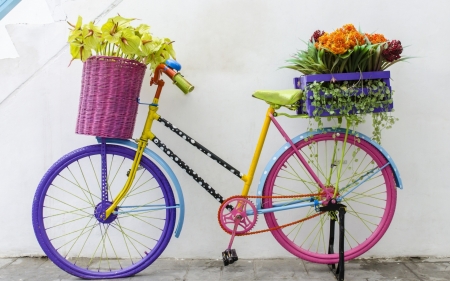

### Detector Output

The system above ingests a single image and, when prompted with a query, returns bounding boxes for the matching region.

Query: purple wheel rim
[32,145,176,279]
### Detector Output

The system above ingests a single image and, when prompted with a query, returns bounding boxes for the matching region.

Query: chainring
[218,197,257,235]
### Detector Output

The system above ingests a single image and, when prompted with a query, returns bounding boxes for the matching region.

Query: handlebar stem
[151,64,176,84]
[151,64,177,100]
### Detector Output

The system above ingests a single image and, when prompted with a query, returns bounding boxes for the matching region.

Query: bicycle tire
[262,131,397,264]
[32,144,176,279]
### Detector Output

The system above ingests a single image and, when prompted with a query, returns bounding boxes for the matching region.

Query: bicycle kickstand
[319,201,347,281]
[222,216,240,266]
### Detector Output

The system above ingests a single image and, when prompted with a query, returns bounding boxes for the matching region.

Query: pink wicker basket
[76,56,146,139]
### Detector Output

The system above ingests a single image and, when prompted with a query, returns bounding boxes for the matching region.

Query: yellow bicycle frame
[104,96,274,218]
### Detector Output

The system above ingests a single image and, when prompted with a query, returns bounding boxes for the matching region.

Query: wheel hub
[94,201,118,224]
[321,186,338,206]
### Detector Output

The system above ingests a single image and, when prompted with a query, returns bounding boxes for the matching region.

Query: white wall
[0,0,54,59]
[0,0,448,259]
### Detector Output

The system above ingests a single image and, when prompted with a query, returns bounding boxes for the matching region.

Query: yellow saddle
[252,89,302,107]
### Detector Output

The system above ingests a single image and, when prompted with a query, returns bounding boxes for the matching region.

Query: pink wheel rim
[262,133,397,264]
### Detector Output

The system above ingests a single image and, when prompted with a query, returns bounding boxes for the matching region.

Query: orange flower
[315,24,366,54]
[342,24,357,32]
[365,33,387,44]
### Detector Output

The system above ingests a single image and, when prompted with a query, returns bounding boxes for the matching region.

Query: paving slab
[253,259,309,280]
[0,258,48,281]
[404,261,450,281]
[131,258,190,281]
[183,259,223,281]
[0,259,15,270]
[358,259,421,281]
[221,259,255,280]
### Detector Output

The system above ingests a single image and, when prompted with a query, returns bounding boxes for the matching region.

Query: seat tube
[241,107,274,196]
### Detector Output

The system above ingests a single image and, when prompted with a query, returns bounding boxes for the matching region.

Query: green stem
[326,117,342,186]
[334,118,351,197]
[327,139,338,186]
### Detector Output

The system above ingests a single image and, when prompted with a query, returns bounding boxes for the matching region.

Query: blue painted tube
[247,201,317,216]
[339,163,389,199]
[0,0,21,21]
[115,204,180,214]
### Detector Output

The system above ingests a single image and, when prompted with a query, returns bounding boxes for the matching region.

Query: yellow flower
[117,28,141,56]
[82,21,102,50]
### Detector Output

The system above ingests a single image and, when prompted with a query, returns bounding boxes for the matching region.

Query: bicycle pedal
[230,249,238,262]
[222,250,230,266]
[222,249,238,266]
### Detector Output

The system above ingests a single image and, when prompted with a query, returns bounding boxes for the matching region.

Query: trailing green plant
[304,79,398,144]
[67,15,176,71]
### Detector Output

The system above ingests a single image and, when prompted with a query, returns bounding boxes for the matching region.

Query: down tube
[97,137,185,238]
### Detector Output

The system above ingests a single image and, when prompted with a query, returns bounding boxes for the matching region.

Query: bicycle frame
[103,65,402,221]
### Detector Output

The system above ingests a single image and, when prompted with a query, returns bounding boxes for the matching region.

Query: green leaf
[82,22,102,50]
[135,24,150,35]
[163,38,176,59]
[101,21,121,44]
[118,28,141,55]
[110,15,135,27]
[75,16,82,30]
[70,41,92,62]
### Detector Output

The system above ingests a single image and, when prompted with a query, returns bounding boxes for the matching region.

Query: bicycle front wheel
[262,132,397,264]
[32,144,176,279]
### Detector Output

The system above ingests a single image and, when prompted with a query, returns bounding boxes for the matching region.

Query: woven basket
[76,56,146,139]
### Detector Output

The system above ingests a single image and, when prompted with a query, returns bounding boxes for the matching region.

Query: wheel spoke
[56,174,100,204]
[57,218,96,253]
[65,221,98,261]
[50,183,95,207]
[76,161,97,207]
[44,205,92,218]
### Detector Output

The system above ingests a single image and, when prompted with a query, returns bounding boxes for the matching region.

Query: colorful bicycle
[32,59,401,279]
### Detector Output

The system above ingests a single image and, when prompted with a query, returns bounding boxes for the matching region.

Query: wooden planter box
[293,71,393,117]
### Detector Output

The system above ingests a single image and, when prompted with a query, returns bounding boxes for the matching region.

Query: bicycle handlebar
[154,60,194,94]
[172,72,194,94]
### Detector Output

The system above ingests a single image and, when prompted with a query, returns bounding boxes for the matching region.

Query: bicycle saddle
[252,89,302,106]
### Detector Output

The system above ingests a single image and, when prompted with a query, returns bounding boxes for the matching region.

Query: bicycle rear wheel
[32,144,176,279]
[262,132,397,264]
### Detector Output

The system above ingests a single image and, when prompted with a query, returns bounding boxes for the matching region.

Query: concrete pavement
[1,257,449,280]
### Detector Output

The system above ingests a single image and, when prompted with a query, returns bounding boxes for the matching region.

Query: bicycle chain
[218,194,325,236]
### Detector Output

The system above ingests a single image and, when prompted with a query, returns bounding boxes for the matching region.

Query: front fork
[102,104,160,220]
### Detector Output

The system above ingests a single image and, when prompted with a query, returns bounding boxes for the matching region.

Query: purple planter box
[293,71,393,117]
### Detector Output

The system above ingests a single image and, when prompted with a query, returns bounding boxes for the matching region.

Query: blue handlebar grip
[165,59,182,71]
